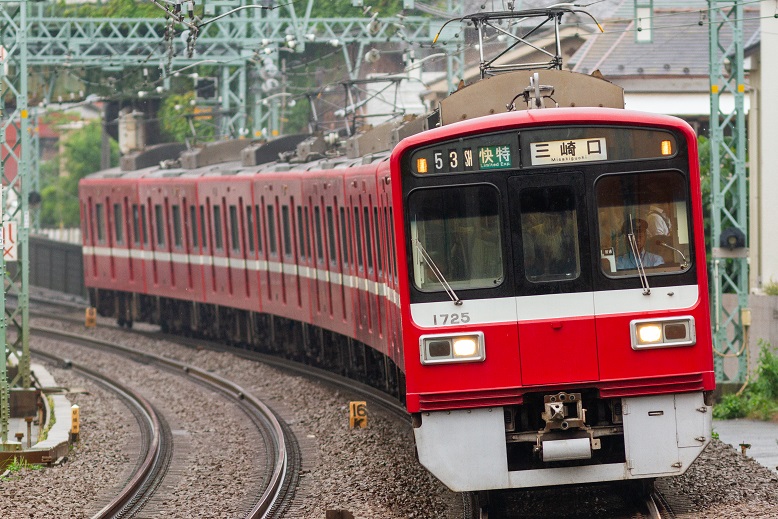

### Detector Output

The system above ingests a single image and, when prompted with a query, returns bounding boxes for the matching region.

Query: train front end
[391,105,714,492]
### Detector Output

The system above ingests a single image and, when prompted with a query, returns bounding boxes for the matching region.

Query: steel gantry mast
[0,0,31,446]
[708,0,749,384]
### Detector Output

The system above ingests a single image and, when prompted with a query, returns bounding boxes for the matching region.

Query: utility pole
[708,0,749,383]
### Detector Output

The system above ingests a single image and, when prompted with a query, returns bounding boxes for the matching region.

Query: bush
[763,279,778,296]
[714,341,778,420]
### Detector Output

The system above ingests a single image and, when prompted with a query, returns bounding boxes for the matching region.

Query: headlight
[420,332,485,364]
[631,317,696,350]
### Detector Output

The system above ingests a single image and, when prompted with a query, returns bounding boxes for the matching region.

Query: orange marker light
[661,140,673,156]
[416,157,428,174]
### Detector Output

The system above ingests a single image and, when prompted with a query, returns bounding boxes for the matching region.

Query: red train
[80,68,713,494]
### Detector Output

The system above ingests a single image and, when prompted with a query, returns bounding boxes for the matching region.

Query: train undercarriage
[88,287,405,400]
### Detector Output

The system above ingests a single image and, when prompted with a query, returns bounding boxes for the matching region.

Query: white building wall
[758,6,778,289]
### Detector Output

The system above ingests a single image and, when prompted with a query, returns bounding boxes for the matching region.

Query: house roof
[567,7,760,80]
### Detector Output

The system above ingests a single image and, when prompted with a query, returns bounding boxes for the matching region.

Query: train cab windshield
[596,170,692,277]
[408,184,503,291]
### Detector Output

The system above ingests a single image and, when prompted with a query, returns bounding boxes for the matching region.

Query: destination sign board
[530,137,607,165]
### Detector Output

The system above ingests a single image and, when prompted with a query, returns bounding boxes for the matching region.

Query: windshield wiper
[412,238,463,305]
[626,217,651,295]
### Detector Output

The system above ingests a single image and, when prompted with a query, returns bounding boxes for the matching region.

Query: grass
[1,456,43,480]
[714,340,778,420]
[763,279,778,296]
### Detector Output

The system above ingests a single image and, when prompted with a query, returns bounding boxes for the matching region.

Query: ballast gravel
[2,313,777,518]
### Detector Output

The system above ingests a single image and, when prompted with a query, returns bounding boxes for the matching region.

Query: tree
[39,120,119,228]
[159,92,215,144]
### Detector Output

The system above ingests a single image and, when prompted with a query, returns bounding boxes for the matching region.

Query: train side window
[154,204,165,247]
[266,204,277,255]
[314,206,324,263]
[141,205,149,245]
[363,206,373,271]
[246,205,255,253]
[229,205,240,253]
[596,170,691,276]
[282,204,293,258]
[354,207,363,269]
[373,207,382,275]
[213,205,223,250]
[172,205,183,248]
[520,186,580,283]
[408,185,503,291]
[113,203,123,244]
[190,205,199,248]
[296,206,305,260]
[254,205,263,254]
[389,207,397,282]
[304,206,311,259]
[339,207,349,267]
[95,203,105,243]
[200,205,208,250]
[326,206,337,265]
[132,204,141,245]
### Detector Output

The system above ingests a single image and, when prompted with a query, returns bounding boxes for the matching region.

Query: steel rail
[30,348,163,519]
[30,325,288,519]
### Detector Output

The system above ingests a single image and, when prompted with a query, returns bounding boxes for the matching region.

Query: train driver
[616,218,664,270]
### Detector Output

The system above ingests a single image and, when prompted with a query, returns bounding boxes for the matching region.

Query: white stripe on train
[83,246,695,325]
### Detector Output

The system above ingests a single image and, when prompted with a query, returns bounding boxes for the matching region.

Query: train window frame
[190,205,198,249]
[154,204,165,247]
[266,204,277,256]
[281,204,293,258]
[364,205,374,272]
[296,206,305,260]
[407,183,504,293]
[390,207,397,282]
[304,205,311,260]
[255,204,263,254]
[199,205,208,251]
[113,203,123,244]
[354,206,364,270]
[95,203,105,243]
[172,205,183,248]
[245,205,254,253]
[595,169,693,279]
[339,207,350,267]
[229,204,240,253]
[141,204,149,246]
[519,185,582,284]
[326,205,337,266]
[132,204,141,246]
[374,206,383,275]
[213,204,224,251]
[314,205,324,263]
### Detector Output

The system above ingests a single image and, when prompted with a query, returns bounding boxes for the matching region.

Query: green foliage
[159,92,215,144]
[282,98,312,135]
[40,121,119,228]
[310,0,404,17]
[60,0,163,18]
[2,456,43,477]
[714,341,778,420]
[763,279,778,296]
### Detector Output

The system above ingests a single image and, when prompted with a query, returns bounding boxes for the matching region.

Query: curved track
[31,325,296,518]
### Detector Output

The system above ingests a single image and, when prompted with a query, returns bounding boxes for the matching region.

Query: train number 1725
[432,313,471,325]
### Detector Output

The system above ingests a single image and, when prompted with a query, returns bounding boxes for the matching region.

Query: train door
[277,182,307,320]
[222,179,255,311]
[508,172,599,386]
[377,164,398,362]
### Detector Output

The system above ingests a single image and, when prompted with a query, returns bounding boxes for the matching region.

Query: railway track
[33,347,172,518]
[31,325,298,518]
